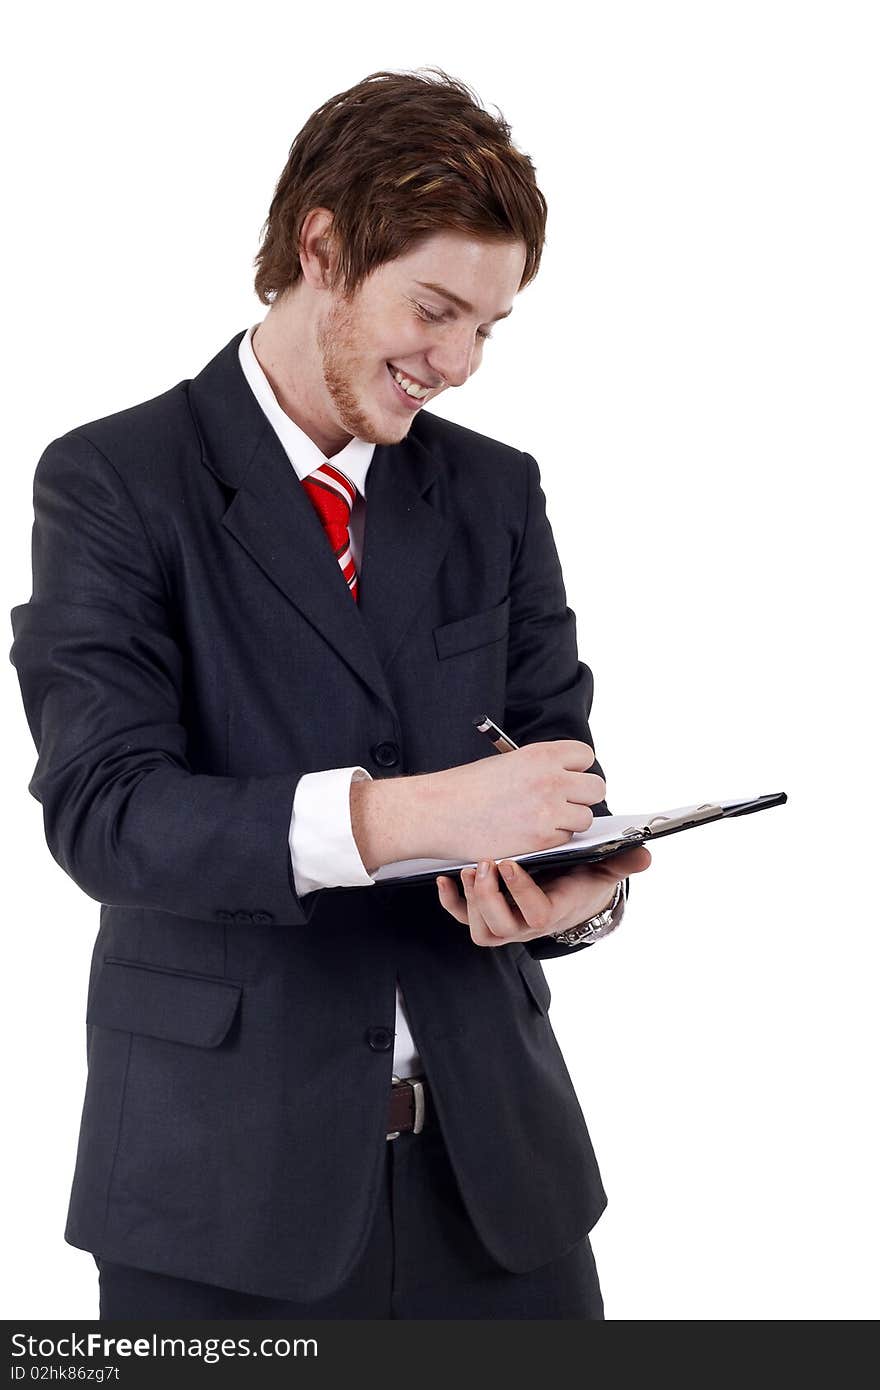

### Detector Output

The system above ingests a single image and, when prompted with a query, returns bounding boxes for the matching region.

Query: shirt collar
[238,321,374,498]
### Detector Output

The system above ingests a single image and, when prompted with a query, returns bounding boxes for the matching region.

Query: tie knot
[301,463,355,530]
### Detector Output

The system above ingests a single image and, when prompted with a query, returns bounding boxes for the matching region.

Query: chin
[350,402,414,448]
[371,422,413,446]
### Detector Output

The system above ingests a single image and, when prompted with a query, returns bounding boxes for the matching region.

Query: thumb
[603,846,652,874]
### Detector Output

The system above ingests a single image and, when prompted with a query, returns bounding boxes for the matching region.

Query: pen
[473,714,520,754]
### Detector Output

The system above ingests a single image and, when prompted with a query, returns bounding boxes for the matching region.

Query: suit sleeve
[505,451,627,960]
[9,430,322,926]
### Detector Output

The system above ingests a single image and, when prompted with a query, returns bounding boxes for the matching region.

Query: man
[10,68,650,1319]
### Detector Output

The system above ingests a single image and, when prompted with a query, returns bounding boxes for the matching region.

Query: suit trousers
[94,1097,604,1319]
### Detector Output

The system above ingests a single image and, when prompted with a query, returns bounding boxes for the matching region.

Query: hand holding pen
[434,713,651,946]
[424,715,605,865]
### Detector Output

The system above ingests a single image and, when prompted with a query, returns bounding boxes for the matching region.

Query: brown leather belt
[386,1075,427,1140]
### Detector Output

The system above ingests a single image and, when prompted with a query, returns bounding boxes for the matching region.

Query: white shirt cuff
[289,766,375,897]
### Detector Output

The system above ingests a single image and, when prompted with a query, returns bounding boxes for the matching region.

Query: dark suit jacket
[9,329,614,1303]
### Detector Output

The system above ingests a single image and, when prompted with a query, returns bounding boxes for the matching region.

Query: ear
[298,207,341,290]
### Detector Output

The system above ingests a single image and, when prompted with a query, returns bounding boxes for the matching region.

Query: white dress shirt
[238,322,422,1075]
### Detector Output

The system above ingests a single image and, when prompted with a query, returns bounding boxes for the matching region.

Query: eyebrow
[414,280,514,323]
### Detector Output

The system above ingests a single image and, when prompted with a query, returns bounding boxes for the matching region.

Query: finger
[558,742,596,771]
[436,875,469,924]
[562,771,607,807]
[557,802,594,834]
[600,846,653,874]
[462,865,514,947]
[461,866,492,940]
[460,867,491,943]
[471,860,529,942]
[496,859,554,936]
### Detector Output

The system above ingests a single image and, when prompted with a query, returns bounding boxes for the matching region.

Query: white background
[3,1,877,1320]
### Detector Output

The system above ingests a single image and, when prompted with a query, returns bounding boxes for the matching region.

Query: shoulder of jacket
[43,381,196,495]
[64,379,193,454]
[411,408,526,472]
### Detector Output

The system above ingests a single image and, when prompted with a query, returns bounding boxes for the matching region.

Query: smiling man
[10,67,650,1320]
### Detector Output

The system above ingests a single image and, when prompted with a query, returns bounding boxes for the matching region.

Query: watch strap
[549,875,627,947]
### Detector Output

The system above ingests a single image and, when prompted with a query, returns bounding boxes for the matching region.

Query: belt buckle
[386,1074,426,1141]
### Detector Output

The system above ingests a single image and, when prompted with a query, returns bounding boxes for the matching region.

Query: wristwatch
[550,876,627,947]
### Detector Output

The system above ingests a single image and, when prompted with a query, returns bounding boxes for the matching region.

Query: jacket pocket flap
[88,959,242,1047]
[516,950,551,1014]
[433,596,510,660]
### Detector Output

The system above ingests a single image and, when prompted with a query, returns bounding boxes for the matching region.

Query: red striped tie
[301,463,359,603]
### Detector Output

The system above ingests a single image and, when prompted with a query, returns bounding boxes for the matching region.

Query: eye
[413,301,493,342]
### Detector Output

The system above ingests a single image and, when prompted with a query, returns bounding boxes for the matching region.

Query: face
[313,229,527,449]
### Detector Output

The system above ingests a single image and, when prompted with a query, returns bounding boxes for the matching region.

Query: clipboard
[364,792,787,890]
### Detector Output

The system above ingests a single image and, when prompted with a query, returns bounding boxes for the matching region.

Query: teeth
[390,365,430,399]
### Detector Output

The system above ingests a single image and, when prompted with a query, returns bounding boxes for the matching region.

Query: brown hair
[253,67,547,305]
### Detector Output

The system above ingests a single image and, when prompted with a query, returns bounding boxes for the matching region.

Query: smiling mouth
[386,363,433,396]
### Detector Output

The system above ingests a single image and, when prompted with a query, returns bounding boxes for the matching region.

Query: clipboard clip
[645,803,722,836]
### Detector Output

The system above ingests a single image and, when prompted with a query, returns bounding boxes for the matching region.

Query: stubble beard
[318,296,412,447]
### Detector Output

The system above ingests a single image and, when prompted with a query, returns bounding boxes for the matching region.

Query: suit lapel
[187,331,451,714]
[356,440,451,671]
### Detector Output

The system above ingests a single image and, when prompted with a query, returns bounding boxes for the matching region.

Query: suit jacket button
[216,910,234,923]
[366,1026,394,1051]
[234,910,253,925]
[371,741,400,769]
[253,911,273,924]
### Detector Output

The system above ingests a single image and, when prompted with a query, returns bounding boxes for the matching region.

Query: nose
[426,331,478,389]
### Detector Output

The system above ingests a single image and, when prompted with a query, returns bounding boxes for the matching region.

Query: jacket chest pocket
[433,596,510,661]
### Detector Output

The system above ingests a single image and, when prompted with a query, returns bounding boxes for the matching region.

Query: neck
[251,313,351,457]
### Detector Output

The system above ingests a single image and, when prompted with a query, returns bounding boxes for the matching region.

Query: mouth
[386,362,431,410]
